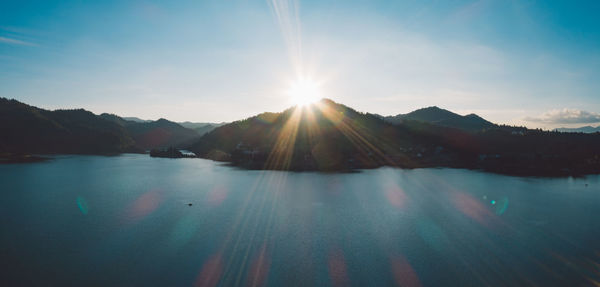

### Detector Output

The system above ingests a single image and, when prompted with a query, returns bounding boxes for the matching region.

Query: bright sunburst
[288,78,321,107]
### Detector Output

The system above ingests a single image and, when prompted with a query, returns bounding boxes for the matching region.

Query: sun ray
[302,105,322,147]
[264,107,303,170]
[314,101,397,167]
[219,169,292,284]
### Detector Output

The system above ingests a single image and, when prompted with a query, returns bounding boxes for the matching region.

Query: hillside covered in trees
[3,97,599,176]
[190,99,600,176]
[382,106,496,132]
[0,98,137,155]
[0,98,202,156]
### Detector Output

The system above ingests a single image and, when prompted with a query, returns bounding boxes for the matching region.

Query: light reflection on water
[0,154,599,286]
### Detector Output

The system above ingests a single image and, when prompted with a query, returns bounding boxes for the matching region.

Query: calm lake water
[1,154,599,286]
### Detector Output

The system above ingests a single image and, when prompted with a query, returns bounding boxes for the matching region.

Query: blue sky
[1,0,599,128]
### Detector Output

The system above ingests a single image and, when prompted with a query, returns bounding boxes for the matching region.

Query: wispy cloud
[524,109,600,124]
[0,36,36,46]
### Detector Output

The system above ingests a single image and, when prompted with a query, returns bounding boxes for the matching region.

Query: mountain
[555,126,600,133]
[0,98,137,154]
[100,114,201,150]
[384,106,495,132]
[178,122,226,136]
[0,98,200,156]
[190,99,417,170]
[190,99,600,176]
[3,97,599,176]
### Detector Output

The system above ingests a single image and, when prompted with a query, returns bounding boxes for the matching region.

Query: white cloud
[524,109,600,124]
[0,36,35,46]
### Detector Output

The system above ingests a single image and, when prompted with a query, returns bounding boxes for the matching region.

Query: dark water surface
[1,154,599,286]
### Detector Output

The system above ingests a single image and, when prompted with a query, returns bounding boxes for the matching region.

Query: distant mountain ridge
[112,116,224,137]
[178,122,226,136]
[554,126,600,133]
[99,114,202,150]
[384,106,496,132]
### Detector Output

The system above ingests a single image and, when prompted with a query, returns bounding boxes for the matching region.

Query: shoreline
[1,152,596,178]
[0,154,52,164]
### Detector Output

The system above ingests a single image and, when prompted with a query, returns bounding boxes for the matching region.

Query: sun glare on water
[288,78,321,107]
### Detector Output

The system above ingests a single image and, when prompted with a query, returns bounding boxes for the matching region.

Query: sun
[287,77,321,107]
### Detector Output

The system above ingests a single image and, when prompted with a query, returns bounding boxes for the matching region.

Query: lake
[1,154,599,286]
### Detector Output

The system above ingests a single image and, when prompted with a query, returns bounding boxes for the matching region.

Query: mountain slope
[0,98,137,154]
[385,106,495,132]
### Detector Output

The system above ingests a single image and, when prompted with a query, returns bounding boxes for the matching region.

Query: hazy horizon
[1,0,599,129]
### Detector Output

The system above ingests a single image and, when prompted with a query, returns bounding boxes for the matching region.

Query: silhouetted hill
[384,106,496,132]
[555,126,600,133]
[100,114,201,150]
[3,97,599,176]
[190,99,412,171]
[190,99,600,176]
[0,98,200,156]
[0,98,137,154]
[99,113,132,126]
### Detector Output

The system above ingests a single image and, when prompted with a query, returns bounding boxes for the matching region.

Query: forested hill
[383,106,496,132]
[190,99,600,176]
[3,97,600,176]
[0,98,137,154]
[0,98,200,154]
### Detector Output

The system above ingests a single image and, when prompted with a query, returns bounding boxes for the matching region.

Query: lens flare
[328,249,349,287]
[390,255,422,287]
[76,196,89,215]
[195,253,224,287]
[123,189,163,224]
